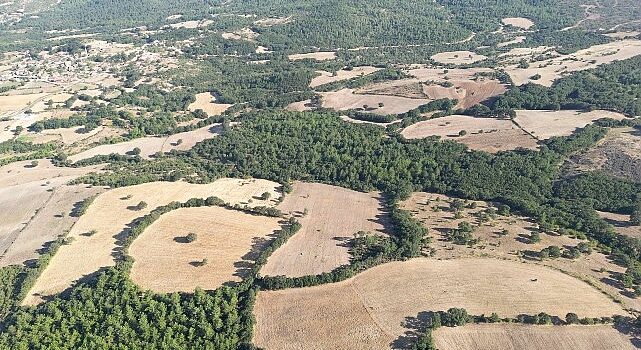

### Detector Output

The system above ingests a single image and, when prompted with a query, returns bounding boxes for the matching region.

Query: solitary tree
[186,232,198,243]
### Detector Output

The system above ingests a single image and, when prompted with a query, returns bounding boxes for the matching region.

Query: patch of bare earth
[187,92,232,116]
[288,51,337,61]
[433,324,636,350]
[23,178,280,305]
[431,51,487,65]
[68,124,221,162]
[320,88,431,115]
[514,110,627,140]
[402,192,641,312]
[0,160,103,266]
[129,206,282,293]
[261,182,388,277]
[254,258,626,349]
[310,66,381,88]
[401,115,538,152]
[503,39,641,86]
[502,17,535,29]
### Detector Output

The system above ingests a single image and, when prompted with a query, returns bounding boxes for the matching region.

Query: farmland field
[254,258,626,349]
[261,182,388,277]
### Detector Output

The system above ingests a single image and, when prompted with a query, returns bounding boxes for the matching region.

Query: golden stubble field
[129,206,282,292]
[261,182,388,277]
[23,178,281,305]
[254,258,627,350]
[433,324,636,350]
[401,114,538,152]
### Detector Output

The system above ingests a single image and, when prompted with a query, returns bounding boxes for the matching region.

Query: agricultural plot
[261,182,388,277]
[129,206,282,292]
[431,51,487,65]
[288,51,337,61]
[502,17,535,29]
[320,88,431,115]
[514,109,626,140]
[502,39,641,86]
[23,178,280,305]
[433,324,635,350]
[67,124,222,162]
[187,92,232,116]
[401,115,538,152]
[254,258,626,349]
[309,66,381,88]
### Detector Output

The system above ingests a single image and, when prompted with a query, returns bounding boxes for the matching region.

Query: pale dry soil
[187,92,232,116]
[502,17,535,29]
[402,192,641,312]
[431,51,487,65]
[502,39,641,86]
[401,115,538,152]
[320,88,431,115]
[356,67,506,110]
[24,178,281,305]
[0,159,103,266]
[514,109,626,140]
[309,66,381,88]
[68,124,221,162]
[254,258,626,350]
[597,211,641,240]
[433,324,636,350]
[261,182,388,277]
[130,206,282,293]
[288,51,337,61]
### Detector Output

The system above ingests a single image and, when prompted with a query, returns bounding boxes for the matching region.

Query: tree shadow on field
[613,320,641,349]
[233,231,280,280]
[390,311,433,349]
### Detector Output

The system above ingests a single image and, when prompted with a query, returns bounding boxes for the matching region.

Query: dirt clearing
[431,51,487,65]
[254,258,626,349]
[514,110,626,139]
[261,182,387,277]
[320,88,431,115]
[68,124,221,162]
[433,324,635,350]
[23,178,281,305]
[288,51,337,61]
[188,92,232,116]
[401,115,538,152]
[310,66,381,88]
[502,17,535,29]
[130,206,282,292]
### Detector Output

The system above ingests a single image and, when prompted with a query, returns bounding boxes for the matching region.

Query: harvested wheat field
[254,258,626,350]
[0,185,106,267]
[0,93,48,117]
[502,17,535,29]
[129,206,282,292]
[31,126,106,145]
[68,124,221,162]
[188,92,232,116]
[261,182,388,277]
[431,51,487,65]
[401,115,538,152]
[23,178,280,305]
[568,127,641,182]
[503,39,641,86]
[310,66,381,88]
[433,324,635,350]
[402,192,641,311]
[514,110,626,139]
[320,88,430,115]
[288,51,336,61]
